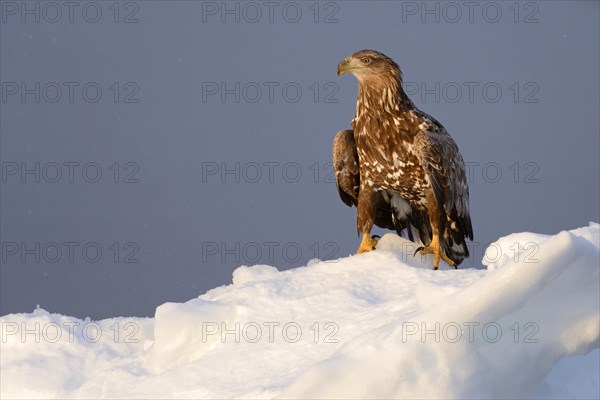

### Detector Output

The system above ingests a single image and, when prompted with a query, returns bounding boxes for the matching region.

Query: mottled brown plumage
[334,50,473,268]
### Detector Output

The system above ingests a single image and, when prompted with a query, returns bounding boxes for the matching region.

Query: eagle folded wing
[414,129,473,241]
[333,130,360,207]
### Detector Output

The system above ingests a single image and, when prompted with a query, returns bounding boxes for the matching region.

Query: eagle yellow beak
[337,58,352,76]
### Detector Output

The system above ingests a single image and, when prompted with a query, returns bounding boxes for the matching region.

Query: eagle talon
[412,236,456,270]
[371,235,380,250]
[357,234,379,254]
[413,246,425,256]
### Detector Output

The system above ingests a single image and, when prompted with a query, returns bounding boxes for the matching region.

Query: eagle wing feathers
[333,130,359,207]
[414,128,473,241]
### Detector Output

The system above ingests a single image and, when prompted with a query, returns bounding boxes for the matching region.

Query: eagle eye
[362,58,370,64]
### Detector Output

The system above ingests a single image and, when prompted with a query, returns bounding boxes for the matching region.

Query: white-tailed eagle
[334,49,473,269]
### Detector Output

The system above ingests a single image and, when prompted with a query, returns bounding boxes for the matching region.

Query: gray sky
[1,1,599,319]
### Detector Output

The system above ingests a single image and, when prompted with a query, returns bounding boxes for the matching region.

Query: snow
[1,224,599,399]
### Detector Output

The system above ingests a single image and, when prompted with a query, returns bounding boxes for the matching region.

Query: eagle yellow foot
[357,234,379,254]
[413,235,456,270]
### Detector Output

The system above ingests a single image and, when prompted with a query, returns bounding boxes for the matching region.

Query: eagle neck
[356,79,414,119]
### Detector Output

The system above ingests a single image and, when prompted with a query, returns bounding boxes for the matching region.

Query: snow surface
[1,224,599,399]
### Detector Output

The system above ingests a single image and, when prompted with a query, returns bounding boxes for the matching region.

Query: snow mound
[148,299,240,373]
[1,224,599,399]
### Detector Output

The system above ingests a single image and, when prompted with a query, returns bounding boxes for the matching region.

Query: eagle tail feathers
[441,221,470,267]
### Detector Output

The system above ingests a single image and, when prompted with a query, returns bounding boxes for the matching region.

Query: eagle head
[337,49,402,85]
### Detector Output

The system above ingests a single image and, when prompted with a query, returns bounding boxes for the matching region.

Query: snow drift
[1,224,599,399]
